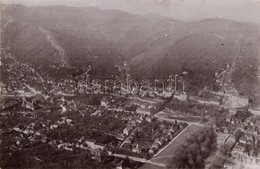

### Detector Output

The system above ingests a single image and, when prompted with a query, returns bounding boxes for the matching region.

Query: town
[1,49,260,169]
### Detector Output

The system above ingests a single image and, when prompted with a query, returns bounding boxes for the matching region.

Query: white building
[85,140,105,151]
[136,107,151,115]
[224,94,249,109]
[249,105,260,116]
[174,92,188,101]
[197,98,220,106]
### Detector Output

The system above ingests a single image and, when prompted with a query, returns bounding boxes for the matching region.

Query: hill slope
[1,5,259,97]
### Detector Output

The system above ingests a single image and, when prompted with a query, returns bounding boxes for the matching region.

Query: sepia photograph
[0,0,260,168]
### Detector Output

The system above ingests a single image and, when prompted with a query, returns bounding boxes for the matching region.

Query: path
[38,26,67,66]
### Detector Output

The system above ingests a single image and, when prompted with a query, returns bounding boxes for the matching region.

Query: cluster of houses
[121,120,185,158]
[11,121,48,150]
[218,108,260,168]
[2,55,47,97]
[229,129,260,163]
[47,136,107,162]
[148,124,183,155]
[215,64,250,109]
[10,111,107,161]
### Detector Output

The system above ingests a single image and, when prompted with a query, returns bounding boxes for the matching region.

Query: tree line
[167,127,217,169]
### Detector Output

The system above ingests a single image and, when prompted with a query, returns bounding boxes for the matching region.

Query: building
[146,116,153,123]
[132,144,142,154]
[224,94,249,109]
[21,97,35,110]
[197,98,220,106]
[85,140,105,151]
[101,99,109,108]
[249,105,260,116]
[174,92,188,101]
[123,124,134,135]
[107,107,124,112]
[136,107,151,115]
[161,91,172,98]
[130,99,151,109]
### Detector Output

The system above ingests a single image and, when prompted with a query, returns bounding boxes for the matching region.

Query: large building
[136,107,151,115]
[249,105,260,116]
[223,94,249,109]
[174,92,188,101]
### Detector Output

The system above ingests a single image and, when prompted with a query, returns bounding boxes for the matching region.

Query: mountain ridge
[1,5,259,97]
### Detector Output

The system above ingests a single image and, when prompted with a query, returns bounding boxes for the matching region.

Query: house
[146,116,153,123]
[65,119,73,125]
[155,139,163,147]
[0,82,6,94]
[136,107,151,115]
[123,124,134,136]
[149,147,157,154]
[60,104,67,114]
[131,120,137,127]
[174,92,188,101]
[101,98,109,108]
[41,137,47,143]
[246,139,254,147]
[91,110,101,116]
[48,140,57,146]
[22,97,34,110]
[148,92,155,97]
[151,141,160,149]
[239,136,247,144]
[28,136,35,142]
[85,140,105,151]
[116,163,123,169]
[91,147,102,160]
[225,113,233,123]
[249,105,260,116]
[50,124,58,129]
[162,91,172,98]
[124,138,131,144]
[108,107,124,112]
[132,144,142,154]
[78,136,85,143]
[130,99,150,109]
[245,133,253,141]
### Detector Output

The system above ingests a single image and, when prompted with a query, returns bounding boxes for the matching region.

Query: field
[149,125,203,165]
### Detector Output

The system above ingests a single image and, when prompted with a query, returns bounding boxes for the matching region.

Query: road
[119,126,137,148]
[111,153,165,167]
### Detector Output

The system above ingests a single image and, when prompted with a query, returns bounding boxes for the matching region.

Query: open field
[149,125,203,165]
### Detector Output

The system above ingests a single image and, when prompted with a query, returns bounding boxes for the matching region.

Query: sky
[1,0,260,23]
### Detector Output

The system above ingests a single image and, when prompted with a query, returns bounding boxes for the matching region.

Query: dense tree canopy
[167,128,217,169]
